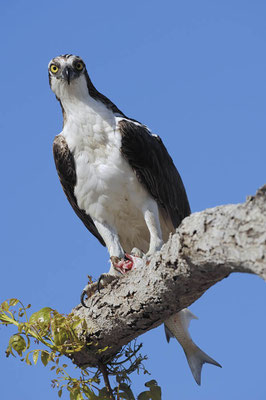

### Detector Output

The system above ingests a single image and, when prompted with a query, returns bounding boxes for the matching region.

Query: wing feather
[119,119,191,228]
[53,135,105,246]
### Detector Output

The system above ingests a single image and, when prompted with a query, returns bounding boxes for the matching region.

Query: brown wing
[53,135,105,246]
[119,119,191,228]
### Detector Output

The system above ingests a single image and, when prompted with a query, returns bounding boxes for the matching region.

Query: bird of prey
[49,54,221,385]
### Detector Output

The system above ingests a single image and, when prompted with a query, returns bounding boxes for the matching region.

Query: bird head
[48,54,88,100]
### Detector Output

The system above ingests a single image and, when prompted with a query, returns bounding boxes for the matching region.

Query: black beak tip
[64,67,71,85]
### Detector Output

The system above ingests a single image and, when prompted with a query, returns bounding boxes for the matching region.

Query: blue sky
[0,1,266,399]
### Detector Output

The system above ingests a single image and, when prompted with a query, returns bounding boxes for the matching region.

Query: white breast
[61,93,151,252]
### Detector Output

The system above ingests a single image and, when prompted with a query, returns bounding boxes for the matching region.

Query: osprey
[49,54,221,385]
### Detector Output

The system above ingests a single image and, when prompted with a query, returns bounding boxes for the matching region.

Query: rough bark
[71,185,266,368]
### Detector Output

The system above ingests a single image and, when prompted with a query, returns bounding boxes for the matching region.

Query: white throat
[53,74,116,132]
[54,75,117,154]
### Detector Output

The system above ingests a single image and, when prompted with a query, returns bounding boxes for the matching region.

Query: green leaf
[9,334,26,357]
[137,392,151,400]
[119,383,135,400]
[41,351,49,366]
[29,307,52,335]
[71,318,83,330]
[0,313,13,324]
[150,387,161,400]
[25,334,31,350]
[24,352,32,366]
[33,350,39,365]
[2,301,9,311]
[97,346,109,354]
[146,380,161,400]
[98,387,111,400]
[58,389,62,398]
[9,298,19,306]
[82,386,99,400]
[117,394,130,400]
[138,381,162,400]
[29,307,53,324]
[70,392,76,400]
[70,389,81,400]
[144,381,157,388]
[53,327,69,346]
[5,347,11,357]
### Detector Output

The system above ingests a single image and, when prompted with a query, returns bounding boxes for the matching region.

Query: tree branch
[71,185,266,368]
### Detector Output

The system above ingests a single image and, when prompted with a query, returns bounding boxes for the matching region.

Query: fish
[164,308,222,385]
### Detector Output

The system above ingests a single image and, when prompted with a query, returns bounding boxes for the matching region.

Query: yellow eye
[75,62,84,71]
[50,64,59,73]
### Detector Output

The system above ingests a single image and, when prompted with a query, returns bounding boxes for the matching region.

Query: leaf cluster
[0,298,161,400]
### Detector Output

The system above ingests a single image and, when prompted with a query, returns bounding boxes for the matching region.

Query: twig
[98,360,115,400]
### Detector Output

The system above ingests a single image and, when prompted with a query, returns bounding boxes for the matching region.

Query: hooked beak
[63,66,74,85]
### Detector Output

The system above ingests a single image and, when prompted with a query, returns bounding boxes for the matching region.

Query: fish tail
[184,343,222,386]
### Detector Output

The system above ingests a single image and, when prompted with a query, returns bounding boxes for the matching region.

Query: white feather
[54,73,161,256]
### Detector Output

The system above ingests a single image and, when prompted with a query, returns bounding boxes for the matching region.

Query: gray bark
[71,185,266,368]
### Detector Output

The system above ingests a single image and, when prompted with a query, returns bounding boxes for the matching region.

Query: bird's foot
[111,255,134,274]
[80,274,118,308]
[80,249,146,308]
[111,248,146,274]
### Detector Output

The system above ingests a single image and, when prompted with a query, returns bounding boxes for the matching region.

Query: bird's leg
[142,201,164,256]
[93,220,137,275]
[81,220,123,307]
[81,221,141,307]
[93,220,125,260]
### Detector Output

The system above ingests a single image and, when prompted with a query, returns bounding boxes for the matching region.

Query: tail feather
[185,344,222,385]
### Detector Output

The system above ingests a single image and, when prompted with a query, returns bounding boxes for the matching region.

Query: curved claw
[80,290,89,308]
[97,274,105,292]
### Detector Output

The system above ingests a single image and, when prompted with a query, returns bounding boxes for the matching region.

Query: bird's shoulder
[53,134,76,184]
[117,117,191,226]
[53,134,68,154]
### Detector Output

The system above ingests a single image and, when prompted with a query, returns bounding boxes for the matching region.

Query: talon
[97,274,105,292]
[80,273,118,307]
[80,281,99,307]
[80,290,89,308]
[96,273,118,292]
